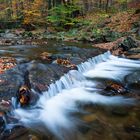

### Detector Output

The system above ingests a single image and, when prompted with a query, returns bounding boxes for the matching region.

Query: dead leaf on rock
[18,85,30,105]
[0,57,16,74]
[40,52,52,61]
[56,58,77,69]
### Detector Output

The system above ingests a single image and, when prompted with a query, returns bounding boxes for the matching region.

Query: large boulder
[0,66,25,101]
[27,62,73,92]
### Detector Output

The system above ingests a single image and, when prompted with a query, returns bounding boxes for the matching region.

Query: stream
[0,40,140,140]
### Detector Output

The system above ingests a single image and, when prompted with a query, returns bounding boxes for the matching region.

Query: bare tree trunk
[99,0,102,8]
[106,0,109,12]
[48,0,52,9]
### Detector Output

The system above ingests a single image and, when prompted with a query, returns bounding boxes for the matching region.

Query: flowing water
[7,51,140,140]
[1,40,140,140]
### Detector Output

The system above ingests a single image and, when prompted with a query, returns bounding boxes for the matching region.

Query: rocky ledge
[94,36,140,58]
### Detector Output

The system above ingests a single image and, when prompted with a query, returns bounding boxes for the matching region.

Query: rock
[118,36,138,51]
[0,67,25,101]
[0,126,28,140]
[28,134,40,140]
[104,81,128,95]
[3,33,18,39]
[0,57,17,74]
[17,85,39,106]
[114,132,134,140]
[58,46,80,51]
[123,38,140,59]
[40,52,53,62]
[82,114,97,123]
[17,85,31,106]
[126,53,140,59]
[125,72,140,86]
[90,119,105,134]
[125,72,140,92]
[0,39,15,46]
[28,62,69,92]
[94,37,125,55]
[111,107,129,117]
[125,125,140,133]
[127,47,140,54]
[0,100,11,112]
[0,112,5,133]
[53,58,77,69]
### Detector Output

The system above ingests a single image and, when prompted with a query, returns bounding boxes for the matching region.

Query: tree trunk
[106,0,109,12]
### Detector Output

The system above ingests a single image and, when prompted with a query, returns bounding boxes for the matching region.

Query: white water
[11,51,140,139]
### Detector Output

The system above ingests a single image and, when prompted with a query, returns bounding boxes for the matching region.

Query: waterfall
[10,51,140,139]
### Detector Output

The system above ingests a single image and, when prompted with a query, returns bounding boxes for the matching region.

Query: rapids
[9,51,140,139]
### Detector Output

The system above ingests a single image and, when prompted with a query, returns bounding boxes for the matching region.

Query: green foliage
[91,27,123,42]
[116,0,131,4]
[22,31,33,38]
[104,29,123,41]
[92,28,102,38]
[47,4,84,30]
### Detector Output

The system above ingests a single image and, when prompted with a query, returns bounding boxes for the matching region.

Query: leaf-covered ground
[0,57,16,74]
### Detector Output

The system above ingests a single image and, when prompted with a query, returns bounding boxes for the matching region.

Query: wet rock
[118,36,138,51]
[28,62,71,92]
[122,37,140,58]
[111,107,129,117]
[57,46,103,61]
[114,132,134,140]
[52,54,70,59]
[125,72,140,91]
[40,52,53,62]
[94,37,125,55]
[53,58,77,70]
[0,30,20,39]
[0,39,16,46]
[28,134,40,140]
[17,85,39,106]
[0,66,25,101]
[58,46,81,52]
[0,57,17,74]
[17,85,31,106]
[82,114,97,123]
[0,112,5,133]
[90,119,105,134]
[0,100,11,112]
[104,81,127,95]
[0,126,28,140]
[126,54,140,59]
[3,33,18,39]
[127,48,140,54]
[124,125,140,133]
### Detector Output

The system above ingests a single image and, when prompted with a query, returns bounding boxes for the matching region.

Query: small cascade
[10,51,140,139]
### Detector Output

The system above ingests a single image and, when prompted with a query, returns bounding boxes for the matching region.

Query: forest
[0,0,140,140]
[0,0,138,26]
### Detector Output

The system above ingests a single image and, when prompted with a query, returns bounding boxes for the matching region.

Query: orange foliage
[23,0,44,24]
[107,11,140,33]
[56,58,77,69]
